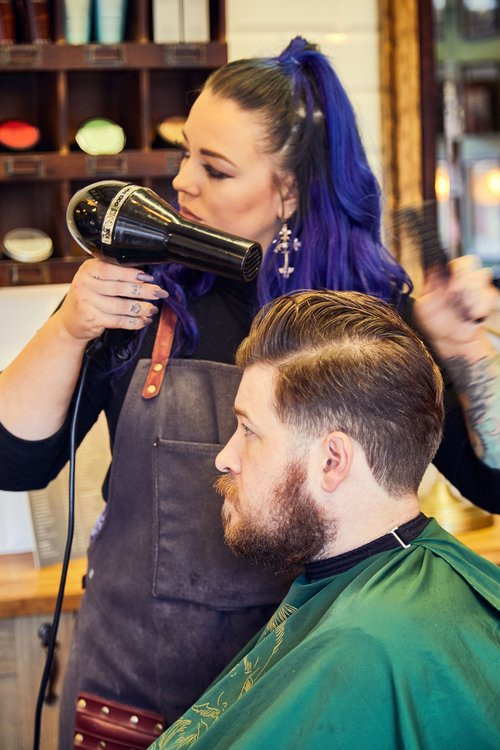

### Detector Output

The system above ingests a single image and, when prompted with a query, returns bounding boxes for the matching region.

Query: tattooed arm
[442,353,500,468]
[414,255,500,469]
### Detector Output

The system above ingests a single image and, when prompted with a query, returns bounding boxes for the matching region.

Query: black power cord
[33,339,103,750]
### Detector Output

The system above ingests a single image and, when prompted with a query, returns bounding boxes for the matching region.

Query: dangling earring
[273,217,301,279]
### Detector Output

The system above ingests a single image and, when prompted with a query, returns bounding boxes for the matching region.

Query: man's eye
[203,163,229,180]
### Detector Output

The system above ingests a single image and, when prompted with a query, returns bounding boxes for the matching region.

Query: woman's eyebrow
[181,131,237,167]
[199,148,237,167]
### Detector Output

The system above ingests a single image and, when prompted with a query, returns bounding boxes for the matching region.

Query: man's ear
[320,432,353,493]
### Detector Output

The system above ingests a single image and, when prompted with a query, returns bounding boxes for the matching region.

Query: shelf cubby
[0,1,226,285]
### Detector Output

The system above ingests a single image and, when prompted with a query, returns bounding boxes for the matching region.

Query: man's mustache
[213,473,239,503]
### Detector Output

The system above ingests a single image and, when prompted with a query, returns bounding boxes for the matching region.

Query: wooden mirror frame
[379,0,435,292]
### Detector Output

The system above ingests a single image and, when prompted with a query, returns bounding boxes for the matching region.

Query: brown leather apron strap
[142,304,177,399]
[74,690,164,748]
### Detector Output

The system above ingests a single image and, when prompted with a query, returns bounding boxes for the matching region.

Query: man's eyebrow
[233,406,249,419]
[233,406,256,425]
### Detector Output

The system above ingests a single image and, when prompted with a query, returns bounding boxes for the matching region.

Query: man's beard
[213,460,334,573]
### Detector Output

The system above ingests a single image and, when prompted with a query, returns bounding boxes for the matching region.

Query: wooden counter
[455,516,500,567]
[0,517,499,619]
[0,554,87,619]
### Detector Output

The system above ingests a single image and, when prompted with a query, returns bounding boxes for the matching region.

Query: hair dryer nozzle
[66,180,262,282]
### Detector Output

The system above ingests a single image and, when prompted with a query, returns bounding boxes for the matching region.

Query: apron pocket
[152,437,292,610]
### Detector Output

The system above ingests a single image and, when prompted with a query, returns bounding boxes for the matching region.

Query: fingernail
[144,316,154,325]
[137,272,155,282]
[153,288,169,299]
[149,306,160,316]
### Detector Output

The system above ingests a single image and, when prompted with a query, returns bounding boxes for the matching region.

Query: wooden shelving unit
[0,0,226,285]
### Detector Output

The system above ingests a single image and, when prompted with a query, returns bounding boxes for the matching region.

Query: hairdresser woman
[0,37,499,749]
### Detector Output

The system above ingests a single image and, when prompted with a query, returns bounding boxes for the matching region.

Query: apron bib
[59,356,293,749]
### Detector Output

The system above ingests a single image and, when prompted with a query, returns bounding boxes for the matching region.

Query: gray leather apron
[58,356,293,749]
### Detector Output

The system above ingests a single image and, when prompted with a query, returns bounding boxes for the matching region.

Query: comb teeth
[392,200,449,274]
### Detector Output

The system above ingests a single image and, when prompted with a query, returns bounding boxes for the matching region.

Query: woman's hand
[414,255,498,361]
[415,255,500,468]
[56,258,168,343]
[0,259,168,439]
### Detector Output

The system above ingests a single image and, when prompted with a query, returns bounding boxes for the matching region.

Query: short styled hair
[236,291,444,496]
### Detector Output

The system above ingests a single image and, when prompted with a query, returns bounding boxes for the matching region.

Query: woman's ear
[320,432,353,493]
[279,174,298,220]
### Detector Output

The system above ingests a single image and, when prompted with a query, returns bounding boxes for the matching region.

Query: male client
[151,290,499,750]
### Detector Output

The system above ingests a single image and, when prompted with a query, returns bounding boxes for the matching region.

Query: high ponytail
[110,37,412,375]
[207,36,412,305]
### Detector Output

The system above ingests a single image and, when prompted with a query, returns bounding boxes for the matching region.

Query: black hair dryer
[66,180,262,282]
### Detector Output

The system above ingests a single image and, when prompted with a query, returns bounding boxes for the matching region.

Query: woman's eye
[203,163,229,180]
[240,423,253,436]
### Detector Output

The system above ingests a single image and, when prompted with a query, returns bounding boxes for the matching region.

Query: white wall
[226,0,383,181]
[0,284,69,553]
[0,284,69,371]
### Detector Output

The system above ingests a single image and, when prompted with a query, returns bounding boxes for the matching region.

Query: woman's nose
[172,156,200,196]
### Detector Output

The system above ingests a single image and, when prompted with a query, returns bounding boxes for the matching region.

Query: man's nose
[215,432,241,474]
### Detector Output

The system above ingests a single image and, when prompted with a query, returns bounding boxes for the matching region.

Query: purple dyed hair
[112,36,412,373]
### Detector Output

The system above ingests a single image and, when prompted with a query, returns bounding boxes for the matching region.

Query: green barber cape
[150,519,500,749]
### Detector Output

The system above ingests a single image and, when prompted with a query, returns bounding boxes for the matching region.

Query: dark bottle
[66,180,262,282]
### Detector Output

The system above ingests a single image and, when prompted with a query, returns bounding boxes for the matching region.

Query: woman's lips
[179,206,203,223]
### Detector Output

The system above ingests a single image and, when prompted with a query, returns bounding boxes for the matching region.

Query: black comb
[393,200,450,278]
[393,200,485,324]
